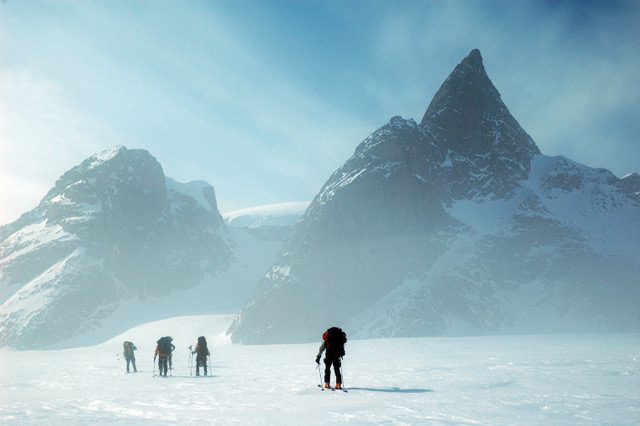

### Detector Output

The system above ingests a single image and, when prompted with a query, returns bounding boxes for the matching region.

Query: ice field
[1,315,638,425]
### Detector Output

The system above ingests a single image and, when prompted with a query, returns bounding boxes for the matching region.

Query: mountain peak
[461,48,483,69]
[420,48,500,131]
[0,147,231,349]
[420,49,539,177]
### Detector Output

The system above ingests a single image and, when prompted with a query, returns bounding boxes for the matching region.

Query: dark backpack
[323,327,347,358]
[197,336,209,356]
[157,337,171,354]
[123,341,133,357]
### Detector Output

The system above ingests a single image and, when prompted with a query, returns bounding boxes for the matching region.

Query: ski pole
[208,355,212,376]
[340,358,345,389]
[317,363,323,386]
[153,357,156,377]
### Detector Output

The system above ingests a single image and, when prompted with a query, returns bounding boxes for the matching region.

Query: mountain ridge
[0,147,279,349]
[228,49,640,344]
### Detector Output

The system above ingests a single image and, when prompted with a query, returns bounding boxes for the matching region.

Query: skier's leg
[161,357,168,376]
[132,357,137,372]
[126,358,130,373]
[323,357,331,385]
[334,358,342,385]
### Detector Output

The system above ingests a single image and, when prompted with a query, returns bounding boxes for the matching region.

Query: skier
[191,336,210,376]
[315,327,347,389]
[123,341,137,373]
[154,336,175,376]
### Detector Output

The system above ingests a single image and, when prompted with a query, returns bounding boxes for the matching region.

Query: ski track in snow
[1,315,638,425]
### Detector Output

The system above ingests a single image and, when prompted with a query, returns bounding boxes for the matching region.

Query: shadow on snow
[152,375,218,379]
[346,387,432,394]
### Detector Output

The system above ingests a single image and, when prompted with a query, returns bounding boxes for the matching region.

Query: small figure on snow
[154,336,175,376]
[123,340,137,373]
[191,336,210,376]
[316,327,347,389]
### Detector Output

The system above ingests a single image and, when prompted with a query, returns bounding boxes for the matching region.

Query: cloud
[0,70,104,224]
[0,2,378,220]
[1,0,638,226]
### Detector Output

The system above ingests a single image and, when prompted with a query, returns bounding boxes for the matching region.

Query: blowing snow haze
[0,147,298,349]
[229,49,640,344]
[0,50,639,350]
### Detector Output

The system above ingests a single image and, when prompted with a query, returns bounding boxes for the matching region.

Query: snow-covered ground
[1,315,638,425]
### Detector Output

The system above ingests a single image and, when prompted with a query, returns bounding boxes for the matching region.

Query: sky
[1,0,639,225]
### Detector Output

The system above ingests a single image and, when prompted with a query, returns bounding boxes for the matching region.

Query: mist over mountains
[0,147,295,349]
[228,49,640,343]
[1,50,638,349]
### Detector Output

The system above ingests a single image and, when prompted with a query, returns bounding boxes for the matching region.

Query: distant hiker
[191,336,211,376]
[316,327,347,389]
[123,341,137,373]
[154,336,175,376]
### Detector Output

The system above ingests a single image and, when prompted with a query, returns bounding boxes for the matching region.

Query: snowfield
[1,315,638,425]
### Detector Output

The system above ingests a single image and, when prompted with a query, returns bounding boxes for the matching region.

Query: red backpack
[322,327,347,357]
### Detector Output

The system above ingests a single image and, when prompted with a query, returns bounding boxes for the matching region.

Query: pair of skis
[317,384,348,392]
[316,364,348,392]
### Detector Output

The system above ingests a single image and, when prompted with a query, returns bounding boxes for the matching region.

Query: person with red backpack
[154,336,175,377]
[315,327,347,389]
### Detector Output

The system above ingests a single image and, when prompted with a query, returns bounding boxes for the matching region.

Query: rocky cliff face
[229,50,640,344]
[421,49,540,199]
[0,147,232,349]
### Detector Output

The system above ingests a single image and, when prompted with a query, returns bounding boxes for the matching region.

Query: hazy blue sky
[1,0,639,224]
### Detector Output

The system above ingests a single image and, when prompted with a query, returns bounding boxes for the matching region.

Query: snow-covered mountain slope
[223,202,308,242]
[1,315,638,424]
[229,49,640,344]
[224,202,308,227]
[0,147,281,349]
